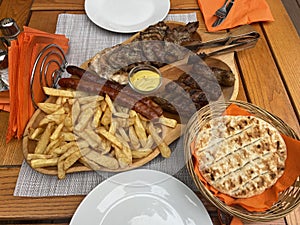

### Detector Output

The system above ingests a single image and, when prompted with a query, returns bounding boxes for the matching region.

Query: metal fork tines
[214,0,229,18]
[212,0,235,27]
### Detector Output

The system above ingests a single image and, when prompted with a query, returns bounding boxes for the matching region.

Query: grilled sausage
[66,65,163,116]
[58,78,159,120]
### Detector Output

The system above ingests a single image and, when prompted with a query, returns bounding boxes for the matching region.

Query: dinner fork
[212,0,235,27]
[214,0,229,18]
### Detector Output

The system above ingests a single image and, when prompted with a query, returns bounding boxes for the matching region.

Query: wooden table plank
[264,0,300,124]
[236,24,300,136]
[30,0,199,11]
[0,167,84,220]
[0,0,33,33]
[31,0,84,11]
[285,206,300,225]
[0,112,23,166]
[281,0,300,35]
[28,11,82,33]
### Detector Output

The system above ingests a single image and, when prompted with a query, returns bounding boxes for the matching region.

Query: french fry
[97,127,123,149]
[64,114,73,130]
[100,99,107,112]
[50,123,64,141]
[144,135,154,149]
[105,94,115,113]
[64,151,82,170]
[50,107,65,115]
[31,158,59,168]
[27,153,53,160]
[56,96,63,105]
[72,100,81,123]
[83,129,102,149]
[128,126,140,149]
[115,105,129,113]
[57,160,65,179]
[61,131,78,142]
[131,148,153,159]
[79,156,101,170]
[53,141,77,155]
[43,87,75,98]
[157,117,177,128]
[60,97,68,105]
[77,95,104,104]
[113,112,129,119]
[59,146,80,162]
[81,101,99,111]
[130,110,147,147]
[38,102,61,114]
[101,107,111,126]
[45,136,64,154]
[34,122,55,154]
[83,150,119,170]
[67,98,76,105]
[114,145,132,168]
[29,127,44,140]
[115,117,134,127]
[109,120,118,134]
[39,114,66,126]
[92,106,102,128]
[74,107,94,131]
[76,140,89,149]
[118,127,130,142]
[148,122,171,158]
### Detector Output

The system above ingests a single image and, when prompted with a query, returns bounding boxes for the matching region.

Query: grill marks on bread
[195,116,287,198]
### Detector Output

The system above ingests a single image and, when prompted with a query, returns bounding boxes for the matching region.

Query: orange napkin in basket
[192,104,300,225]
[198,0,274,32]
[6,26,69,143]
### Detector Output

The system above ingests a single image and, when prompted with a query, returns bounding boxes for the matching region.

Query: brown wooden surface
[0,0,299,224]
[281,0,300,35]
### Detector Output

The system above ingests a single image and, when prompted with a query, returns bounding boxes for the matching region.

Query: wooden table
[0,0,299,224]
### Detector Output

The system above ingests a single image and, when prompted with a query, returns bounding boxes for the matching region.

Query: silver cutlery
[214,0,229,18]
[212,0,235,27]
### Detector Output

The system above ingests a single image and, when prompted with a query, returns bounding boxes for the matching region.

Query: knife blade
[212,0,235,27]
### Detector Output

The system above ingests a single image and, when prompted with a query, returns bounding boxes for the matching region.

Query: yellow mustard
[130,70,161,92]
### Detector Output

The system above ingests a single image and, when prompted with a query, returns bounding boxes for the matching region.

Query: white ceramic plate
[84,0,170,33]
[70,169,213,225]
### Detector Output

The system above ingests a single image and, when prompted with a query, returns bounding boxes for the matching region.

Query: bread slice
[194,115,287,198]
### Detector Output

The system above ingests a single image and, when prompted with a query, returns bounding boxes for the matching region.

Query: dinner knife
[212,0,235,27]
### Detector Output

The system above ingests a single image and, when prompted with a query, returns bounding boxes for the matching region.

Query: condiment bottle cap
[0,18,20,39]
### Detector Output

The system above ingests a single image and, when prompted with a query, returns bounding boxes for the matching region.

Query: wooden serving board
[22,96,184,175]
[23,21,238,176]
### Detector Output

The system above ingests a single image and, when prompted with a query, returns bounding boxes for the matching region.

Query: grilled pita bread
[194,115,287,198]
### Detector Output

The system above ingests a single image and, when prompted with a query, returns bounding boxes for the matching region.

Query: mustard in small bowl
[128,65,162,94]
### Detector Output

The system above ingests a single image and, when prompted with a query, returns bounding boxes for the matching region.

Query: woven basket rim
[184,100,300,222]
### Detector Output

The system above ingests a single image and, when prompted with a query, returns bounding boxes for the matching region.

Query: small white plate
[84,0,170,33]
[70,169,213,225]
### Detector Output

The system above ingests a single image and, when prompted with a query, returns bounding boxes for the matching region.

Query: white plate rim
[70,169,213,225]
[84,0,170,33]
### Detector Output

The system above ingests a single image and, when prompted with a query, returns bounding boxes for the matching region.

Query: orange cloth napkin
[6,27,69,143]
[192,104,300,225]
[198,0,274,32]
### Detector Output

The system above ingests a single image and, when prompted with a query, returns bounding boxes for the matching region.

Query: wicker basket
[184,100,300,222]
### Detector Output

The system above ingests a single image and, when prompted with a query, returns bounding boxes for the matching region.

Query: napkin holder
[30,43,67,109]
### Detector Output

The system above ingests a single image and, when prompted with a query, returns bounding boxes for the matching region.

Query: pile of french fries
[26,87,177,179]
